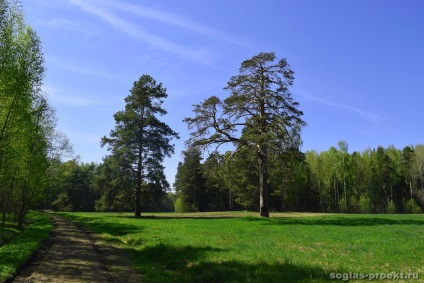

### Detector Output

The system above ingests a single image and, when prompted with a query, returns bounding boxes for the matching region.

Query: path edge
[4,211,56,283]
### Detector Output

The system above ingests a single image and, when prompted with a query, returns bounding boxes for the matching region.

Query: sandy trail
[13,214,142,283]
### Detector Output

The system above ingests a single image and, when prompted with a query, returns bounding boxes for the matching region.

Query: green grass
[58,211,424,283]
[0,211,52,282]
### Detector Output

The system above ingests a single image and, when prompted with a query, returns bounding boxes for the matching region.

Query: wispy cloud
[46,57,124,81]
[42,85,112,107]
[68,0,214,65]
[300,93,383,125]
[92,0,245,46]
[37,17,92,34]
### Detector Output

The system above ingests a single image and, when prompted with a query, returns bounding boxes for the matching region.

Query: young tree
[184,52,306,217]
[101,75,179,217]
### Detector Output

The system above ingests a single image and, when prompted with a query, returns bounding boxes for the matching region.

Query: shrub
[350,195,359,213]
[358,194,372,214]
[387,200,396,214]
[404,198,422,214]
[338,198,348,213]
[174,197,194,213]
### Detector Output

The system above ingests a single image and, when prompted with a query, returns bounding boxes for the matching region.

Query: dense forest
[1,1,423,225]
[47,143,424,215]
[175,143,424,214]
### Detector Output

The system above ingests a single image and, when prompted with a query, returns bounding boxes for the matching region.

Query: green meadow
[58,212,424,282]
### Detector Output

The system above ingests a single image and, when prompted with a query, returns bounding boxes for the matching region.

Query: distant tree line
[174,143,424,214]
[46,158,174,213]
[45,143,424,215]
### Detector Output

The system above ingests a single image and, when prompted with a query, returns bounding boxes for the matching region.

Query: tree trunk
[135,185,141,217]
[258,151,269,217]
[334,173,337,211]
[228,189,233,210]
[135,148,142,217]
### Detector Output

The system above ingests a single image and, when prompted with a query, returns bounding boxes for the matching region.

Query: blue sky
[22,0,424,185]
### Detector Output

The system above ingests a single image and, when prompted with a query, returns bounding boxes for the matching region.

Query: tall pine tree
[184,52,306,217]
[101,75,179,217]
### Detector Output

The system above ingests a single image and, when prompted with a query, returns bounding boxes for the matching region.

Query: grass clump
[0,211,52,282]
[59,211,424,283]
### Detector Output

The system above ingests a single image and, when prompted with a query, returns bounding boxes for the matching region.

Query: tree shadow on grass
[116,214,424,227]
[58,214,143,237]
[118,215,242,220]
[258,216,424,227]
[126,243,329,283]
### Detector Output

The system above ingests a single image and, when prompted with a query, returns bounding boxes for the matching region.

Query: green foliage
[223,149,258,210]
[173,147,206,212]
[174,197,195,213]
[349,195,359,213]
[101,75,179,217]
[359,194,372,214]
[338,198,348,213]
[0,0,71,228]
[184,52,306,217]
[52,192,72,212]
[403,198,422,214]
[158,192,175,212]
[0,211,52,282]
[302,144,424,214]
[48,160,98,212]
[95,191,132,212]
[59,212,424,283]
[202,153,231,211]
[170,142,424,215]
[387,200,396,214]
[93,155,133,212]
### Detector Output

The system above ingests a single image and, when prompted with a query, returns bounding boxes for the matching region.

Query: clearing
[58,211,424,282]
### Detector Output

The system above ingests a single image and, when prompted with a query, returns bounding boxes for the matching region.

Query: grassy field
[58,211,424,283]
[0,211,52,282]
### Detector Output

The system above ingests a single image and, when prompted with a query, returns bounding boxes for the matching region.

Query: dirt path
[13,214,142,283]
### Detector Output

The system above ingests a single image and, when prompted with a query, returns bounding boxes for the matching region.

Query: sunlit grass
[59,211,424,282]
[0,211,52,282]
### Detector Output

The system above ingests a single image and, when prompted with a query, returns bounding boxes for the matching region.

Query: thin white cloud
[46,57,125,81]
[90,0,245,46]
[42,85,112,107]
[301,93,383,125]
[68,0,213,65]
[37,17,92,34]
[51,94,111,107]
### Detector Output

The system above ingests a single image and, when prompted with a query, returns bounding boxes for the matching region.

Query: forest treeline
[47,143,424,214]
[162,141,424,213]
